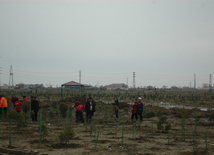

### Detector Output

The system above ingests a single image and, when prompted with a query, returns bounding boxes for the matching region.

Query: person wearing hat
[137,97,143,123]
[85,97,96,123]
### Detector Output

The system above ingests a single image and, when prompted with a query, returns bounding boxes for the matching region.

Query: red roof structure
[61,81,84,86]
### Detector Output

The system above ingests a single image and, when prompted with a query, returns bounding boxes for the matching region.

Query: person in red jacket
[74,99,80,122]
[14,98,22,112]
[131,99,138,123]
[11,96,17,109]
[22,96,29,114]
[23,96,28,103]
[76,104,85,123]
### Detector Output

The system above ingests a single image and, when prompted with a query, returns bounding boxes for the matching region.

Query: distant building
[182,86,190,90]
[61,81,84,90]
[203,83,209,89]
[15,83,25,89]
[147,85,153,90]
[171,86,178,90]
[103,83,128,90]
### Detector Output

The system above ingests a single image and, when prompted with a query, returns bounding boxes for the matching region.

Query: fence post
[103,106,106,126]
[9,119,12,147]
[56,101,58,125]
[205,133,207,150]
[115,123,118,138]
[39,115,42,143]
[67,105,69,124]
[121,116,125,145]
[95,132,100,149]
[29,104,31,124]
[195,111,197,136]
[168,131,170,144]
[1,107,4,121]
[21,109,23,130]
[49,106,52,123]
[193,135,195,154]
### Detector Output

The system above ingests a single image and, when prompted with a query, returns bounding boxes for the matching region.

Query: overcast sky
[0,0,214,88]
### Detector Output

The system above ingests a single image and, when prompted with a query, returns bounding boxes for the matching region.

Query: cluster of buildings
[1,80,211,91]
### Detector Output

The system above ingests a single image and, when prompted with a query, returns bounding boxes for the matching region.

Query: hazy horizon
[0,0,214,88]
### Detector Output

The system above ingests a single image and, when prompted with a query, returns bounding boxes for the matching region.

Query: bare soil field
[0,101,214,155]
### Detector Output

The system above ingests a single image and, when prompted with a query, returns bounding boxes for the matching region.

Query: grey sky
[0,0,214,88]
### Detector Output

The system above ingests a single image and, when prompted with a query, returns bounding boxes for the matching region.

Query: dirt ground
[0,102,214,155]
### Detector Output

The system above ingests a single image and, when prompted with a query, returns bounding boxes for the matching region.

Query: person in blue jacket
[137,97,143,123]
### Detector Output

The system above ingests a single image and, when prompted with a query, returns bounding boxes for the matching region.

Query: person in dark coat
[31,97,39,121]
[85,97,96,123]
[137,97,143,123]
[112,98,119,118]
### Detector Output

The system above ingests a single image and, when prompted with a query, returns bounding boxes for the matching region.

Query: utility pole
[79,70,81,84]
[209,74,212,88]
[133,72,135,89]
[126,77,128,86]
[194,73,196,89]
[9,65,13,87]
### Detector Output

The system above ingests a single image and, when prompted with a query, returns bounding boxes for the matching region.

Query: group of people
[74,97,96,123]
[0,95,39,121]
[112,97,143,123]
[73,96,143,124]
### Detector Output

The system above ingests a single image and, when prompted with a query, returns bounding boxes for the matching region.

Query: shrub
[123,107,129,114]
[58,126,75,144]
[209,113,214,124]
[143,109,155,118]
[157,115,171,132]
[39,122,48,140]
[59,102,68,118]
[181,110,188,119]
[8,110,27,130]
[156,110,163,117]
[22,101,31,112]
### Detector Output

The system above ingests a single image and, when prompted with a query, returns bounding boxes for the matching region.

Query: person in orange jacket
[76,104,85,123]
[0,95,8,116]
[14,98,22,112]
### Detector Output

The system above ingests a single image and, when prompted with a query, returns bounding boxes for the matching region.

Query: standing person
[23,96,28,103]
[31,97,39,121]
[22,96,29,114]
[76,104,85,123]
[74,99,80,122]
[11,96,16,109]
[112,98,119,118]
[1,95,8,116]
[14,98,22,113]
[85,97,96,123]
[137,97,143,123]
[131,99,138,123]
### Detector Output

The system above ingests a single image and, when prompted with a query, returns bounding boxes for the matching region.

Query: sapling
[58,126,75,145]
